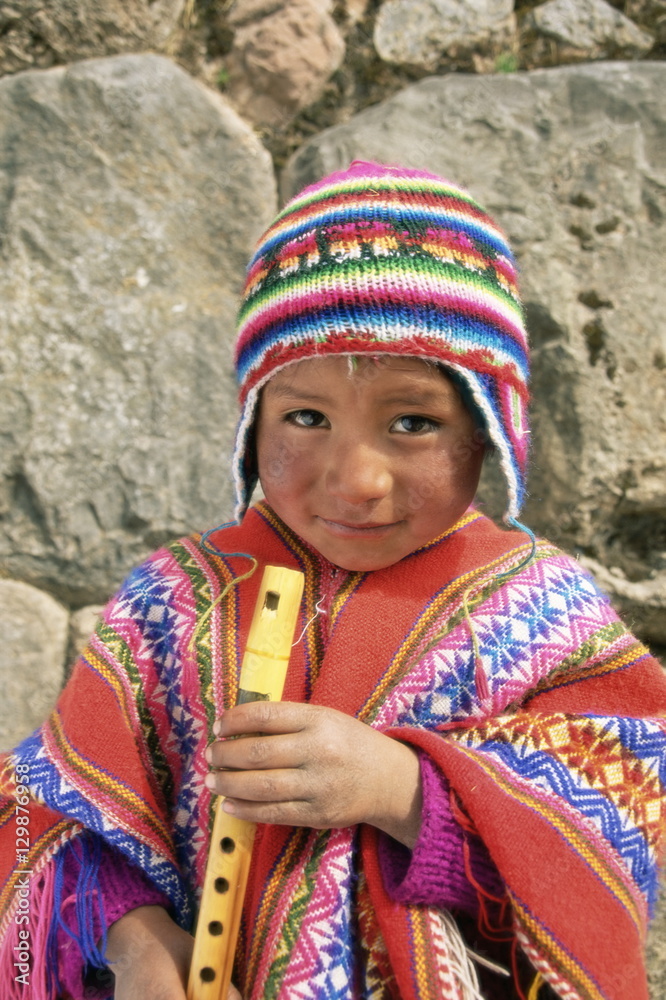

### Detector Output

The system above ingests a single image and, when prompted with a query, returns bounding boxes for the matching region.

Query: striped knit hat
[232,160,530,523]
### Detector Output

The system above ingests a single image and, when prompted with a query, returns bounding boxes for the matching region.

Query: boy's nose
[325,439,392,505]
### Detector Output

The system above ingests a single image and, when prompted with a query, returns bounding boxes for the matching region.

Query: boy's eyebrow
[266,383,331,402]
[268,384,456,408]
[379,390,455,407]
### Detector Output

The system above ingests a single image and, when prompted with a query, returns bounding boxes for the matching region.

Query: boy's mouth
[317,516,400,538]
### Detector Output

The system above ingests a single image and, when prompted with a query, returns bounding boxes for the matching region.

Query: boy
[1,161,665,1000]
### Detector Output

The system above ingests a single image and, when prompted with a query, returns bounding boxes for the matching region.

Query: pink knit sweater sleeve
[379,752,503,913]
[57,838,171,999]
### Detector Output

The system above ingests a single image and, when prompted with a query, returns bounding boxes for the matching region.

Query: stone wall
[0,1,665,989]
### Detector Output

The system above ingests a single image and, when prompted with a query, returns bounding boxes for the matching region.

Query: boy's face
[255,355,486,571]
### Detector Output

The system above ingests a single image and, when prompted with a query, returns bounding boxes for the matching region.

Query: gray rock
[0,580,68,749]
[648,883,666,999]
[342,0,371,25]
[67,604,104,670]
[0,0,186,76]
[0,54,277,605]
[625,0,666,45]
[528,0,654,60]
[282,63,666,648]
[651,0,666,44]
[225,0,345,127]
[580,558,666,645]
[374,0,516,70]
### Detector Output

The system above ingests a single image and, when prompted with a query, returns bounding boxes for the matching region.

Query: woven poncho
[1,503,665,999]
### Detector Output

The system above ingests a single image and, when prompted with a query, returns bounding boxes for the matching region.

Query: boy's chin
[327,554,397,572]
[306,534,412,573]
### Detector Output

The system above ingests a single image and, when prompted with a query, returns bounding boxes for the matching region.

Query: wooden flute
[187,564,305,1000]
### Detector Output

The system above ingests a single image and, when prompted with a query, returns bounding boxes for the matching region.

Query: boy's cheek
[452,428,488,462]
[257,435,302,486]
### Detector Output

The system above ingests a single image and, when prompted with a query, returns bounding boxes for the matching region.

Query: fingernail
[221,799,236,815]
[205,745,212,764]
[213,720,222,738]
[204,773,215,791]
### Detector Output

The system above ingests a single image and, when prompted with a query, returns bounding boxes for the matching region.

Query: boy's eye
[286,409,328,428]
[391,415,439,434]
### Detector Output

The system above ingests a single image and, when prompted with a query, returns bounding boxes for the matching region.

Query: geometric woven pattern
[454,713,664,907]
[375,548,636,728]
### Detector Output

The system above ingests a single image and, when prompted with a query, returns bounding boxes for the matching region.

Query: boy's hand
[106,905,242,1000]
[206,702,422,847]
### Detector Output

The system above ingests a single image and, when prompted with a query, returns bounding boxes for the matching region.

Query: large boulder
[282,62,666,649]
[67,604,104,671]
[0,580,68,749]
[648,889,666,997]
[0,0,186,76]
[0,54,277,605]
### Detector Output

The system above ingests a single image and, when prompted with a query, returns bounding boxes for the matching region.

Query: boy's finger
[213,700,315,738]
[205,766,305,803]
[207,731,301,771]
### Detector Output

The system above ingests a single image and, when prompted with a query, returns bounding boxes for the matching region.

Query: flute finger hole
[200,967,216,982]
[208,920,224,936]
[220,836,235,853]
[214,876,230,893]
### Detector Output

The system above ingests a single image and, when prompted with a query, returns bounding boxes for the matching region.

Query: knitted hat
[232,160,530,523]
